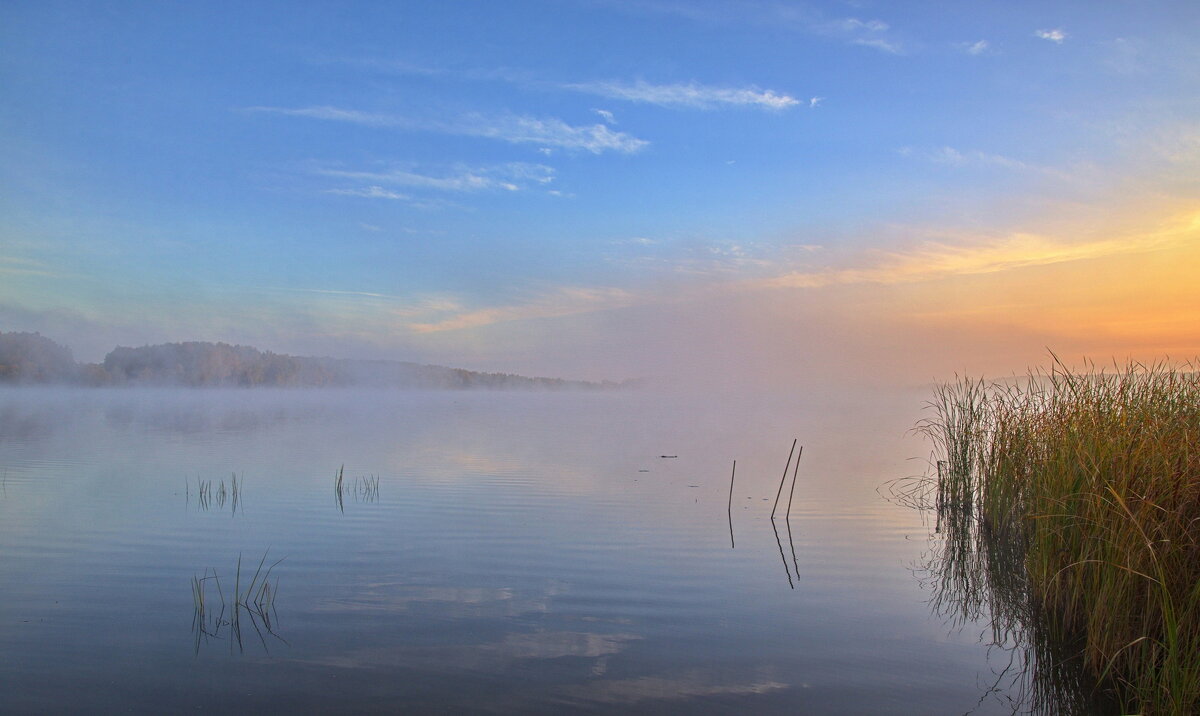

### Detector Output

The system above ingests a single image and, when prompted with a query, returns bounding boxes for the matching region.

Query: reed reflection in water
[887,471,1120,715]
[191,550,286,655]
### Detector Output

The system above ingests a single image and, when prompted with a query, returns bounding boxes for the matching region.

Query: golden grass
[918,357,1200,714]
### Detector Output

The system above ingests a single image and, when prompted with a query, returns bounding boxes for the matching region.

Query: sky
[2,1,1199,386]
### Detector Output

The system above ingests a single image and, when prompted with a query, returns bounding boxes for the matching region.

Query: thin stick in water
[770,439,798,520]
[728,460,736,549]
[785,445,803,520]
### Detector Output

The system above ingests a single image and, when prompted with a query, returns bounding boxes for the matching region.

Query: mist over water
[0,385,1070,714]
[3,2,1195,711]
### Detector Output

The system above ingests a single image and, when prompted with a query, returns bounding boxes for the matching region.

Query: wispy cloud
[274,287,467,320]
[564,80,800,110]
[408,286,639,333]
[325,186,411,200]
[899,145,1085,184]
[606,237,776,279]
[605,2,903,54]
[244,106,648,154]
[899,145,1031,170]
[336,59,801,113]
[283,287,410,300]
[315,162,555,193]
[244,105,393,126]
[852,37,903,54]
[453,113,649,153]
[1035,29,1067,44]
[0,256,60,278]
[2,256,50,269]
[827,17,903,54]
[961,40,989,55]
[321,185,462,210]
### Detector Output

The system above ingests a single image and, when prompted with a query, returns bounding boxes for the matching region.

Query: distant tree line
[0,332,79,384]
[0,331,631,390]
[101,342,339,387]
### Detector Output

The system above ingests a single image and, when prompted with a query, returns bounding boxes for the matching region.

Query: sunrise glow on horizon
[3,1,1198,385]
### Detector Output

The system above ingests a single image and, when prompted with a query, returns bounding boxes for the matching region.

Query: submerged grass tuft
[188,473,242,514]
[334,465,379,510]
[915,357,1200,714]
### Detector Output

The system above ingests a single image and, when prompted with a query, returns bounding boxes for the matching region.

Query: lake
[0,387,1088,713]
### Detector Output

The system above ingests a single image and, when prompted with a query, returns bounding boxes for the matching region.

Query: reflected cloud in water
[555,669,788,705]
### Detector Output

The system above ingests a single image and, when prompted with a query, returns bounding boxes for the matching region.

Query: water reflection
[3,387,1026,713]
[0,402,61,443]
[887,473,1120,715]
[554,668,789,706]
[191,554,287,655]
[765,440,804,589]
[770,519,795,589]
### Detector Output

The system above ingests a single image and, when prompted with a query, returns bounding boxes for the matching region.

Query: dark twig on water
[728,460,736,549]
[786,446,803,520]
[770,439,797,520]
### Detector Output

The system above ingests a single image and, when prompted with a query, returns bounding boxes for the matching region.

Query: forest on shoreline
[0,331,628,390]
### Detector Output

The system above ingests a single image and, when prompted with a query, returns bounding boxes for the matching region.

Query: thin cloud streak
[325,186,411,200]
[407,286,640,334]
[0,266,61,278]
[852,37,902,54]
[898,144,1081,183]
[819,16,903,54]
[331,59,802,112]
[315,163,555,193]
[563,80,800,110]
[452,112,649,153]
[0,256,64,278]
[285,288,406,300]
[899,145,1031,170]
[603,1,904,54]
[244,105,393,126]
[244,106,648,154]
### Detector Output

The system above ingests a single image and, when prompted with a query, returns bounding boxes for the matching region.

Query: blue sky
[3,1,1199,383]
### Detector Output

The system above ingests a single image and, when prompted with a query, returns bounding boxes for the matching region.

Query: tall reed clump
[919,358,1200,714]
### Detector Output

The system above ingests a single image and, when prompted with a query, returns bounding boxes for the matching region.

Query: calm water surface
[1,387,1034,713]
